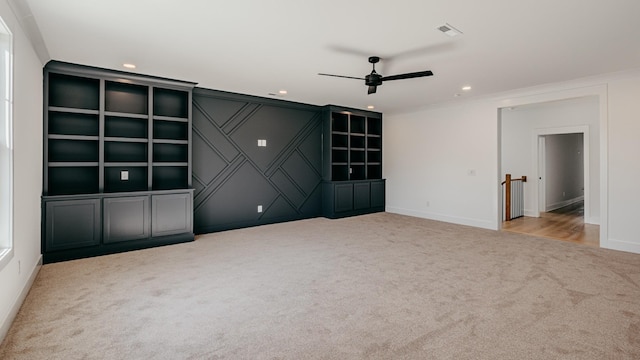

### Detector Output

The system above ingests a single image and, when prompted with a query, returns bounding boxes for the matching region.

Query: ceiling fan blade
[318,73,364,80]
[327,45,377,58]
[381,70,433,82]
[368,86,377,94]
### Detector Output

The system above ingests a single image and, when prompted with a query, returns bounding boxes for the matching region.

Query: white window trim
[0,15,14,271]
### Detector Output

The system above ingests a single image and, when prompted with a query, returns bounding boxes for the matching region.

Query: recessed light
[367,105,375,109]
[123,63,136,69]
[462,86,472,91]
[278,90,287,95]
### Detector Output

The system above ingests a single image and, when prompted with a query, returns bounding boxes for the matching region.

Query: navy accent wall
[192,88,323,234]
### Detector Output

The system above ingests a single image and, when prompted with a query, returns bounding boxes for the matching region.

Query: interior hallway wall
[544,133,584,211]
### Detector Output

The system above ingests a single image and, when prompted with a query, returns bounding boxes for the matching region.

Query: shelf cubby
[332,165,349,182]
[350,115,366,134]
[104,166,148,193]
[48,111,99,136]
[48,73,100,110]
[153,88,189,118]
[367,136,381,149]
[153,120,189,140]
[332,149,348,163]
[48,166,99,196]
[332,133,348,148]
[367,117,382,136]
[351,165,366,180]
[351,149,365,163]
[367,165,382,179]
[350,135,365,149]
[48,139,99,162]
[153,143,188,163]
[332,113,349,133]
[105,81,149,115]
[105,141,148,162]
[105,116,149,139]
[152,166,188,190]
[367,150,381,163]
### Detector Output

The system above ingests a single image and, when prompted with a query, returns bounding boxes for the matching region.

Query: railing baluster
[502,174,526,221]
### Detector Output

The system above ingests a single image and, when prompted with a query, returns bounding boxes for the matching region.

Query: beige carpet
[1,213,639,359]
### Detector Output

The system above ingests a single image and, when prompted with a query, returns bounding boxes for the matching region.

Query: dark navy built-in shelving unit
[322,106,385,218]
[42,61,196,263]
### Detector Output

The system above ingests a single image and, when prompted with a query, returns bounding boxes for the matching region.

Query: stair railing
[501,174,527,221]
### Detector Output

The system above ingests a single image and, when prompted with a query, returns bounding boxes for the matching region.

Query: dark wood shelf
[104,162,148,167]
[104,137,148,143]
[153,115,189,123]
[153,139,189,145]
[48,134,99,141]
[48,162,99,167]
[104,111,149,119]
[48,106,99,115]
[152,163,188,167]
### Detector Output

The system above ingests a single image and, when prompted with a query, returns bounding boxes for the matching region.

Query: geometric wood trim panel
[192,88,323,234]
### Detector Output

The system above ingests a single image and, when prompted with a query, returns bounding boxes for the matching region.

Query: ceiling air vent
[437,23,463,37]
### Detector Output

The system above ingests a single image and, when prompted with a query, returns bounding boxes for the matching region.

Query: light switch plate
[121,170,129,181]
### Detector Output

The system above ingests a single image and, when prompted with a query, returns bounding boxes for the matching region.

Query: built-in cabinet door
[334,183,354,213]
[103,196,151,243]
[353,182,371,210]
[370,180,385,208]
[152,192,192,237]
[45,199,101,251]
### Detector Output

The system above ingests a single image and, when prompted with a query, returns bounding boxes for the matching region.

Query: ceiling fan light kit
[319,55,433,95]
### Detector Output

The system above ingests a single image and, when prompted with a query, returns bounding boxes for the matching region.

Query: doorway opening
[498,96,601,247]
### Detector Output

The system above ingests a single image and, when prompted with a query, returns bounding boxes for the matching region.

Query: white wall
[544,133,584,211]
[607,77,640,253]
[384,100,499,229]
[385,70,640,254]
[500,97,598,221]
[0,0,43,342]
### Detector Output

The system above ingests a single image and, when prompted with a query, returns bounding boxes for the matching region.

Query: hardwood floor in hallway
[501,201,600,247]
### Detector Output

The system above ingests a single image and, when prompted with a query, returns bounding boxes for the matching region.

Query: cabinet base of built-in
[42,189,194,263]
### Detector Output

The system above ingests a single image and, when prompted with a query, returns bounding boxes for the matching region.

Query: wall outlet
[257,139,267,147]
[257,205,263,213]
[120,170,129,181]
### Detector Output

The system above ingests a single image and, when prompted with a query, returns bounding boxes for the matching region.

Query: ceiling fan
[318,56,433,94]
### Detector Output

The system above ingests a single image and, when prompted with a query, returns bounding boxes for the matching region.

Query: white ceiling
[23,0,640,113]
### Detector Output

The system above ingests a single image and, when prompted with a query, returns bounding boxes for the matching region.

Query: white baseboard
[545,196,584,212]
[585,216,600,225]
[0,255,42,344]
[603,238,640,255]
[386,206,497,230]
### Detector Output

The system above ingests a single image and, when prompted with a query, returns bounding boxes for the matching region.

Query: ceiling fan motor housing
[365,72,383,86]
